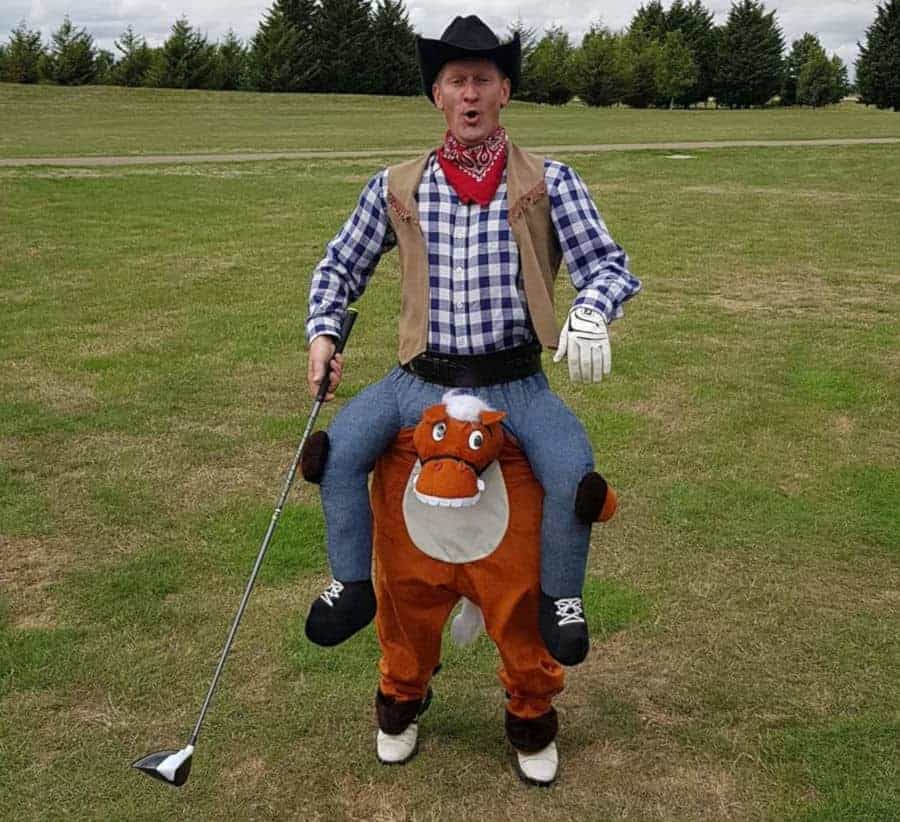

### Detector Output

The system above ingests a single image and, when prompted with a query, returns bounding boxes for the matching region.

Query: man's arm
[546,161,641,324]
[547,161,641,383]
[306,170,395,398]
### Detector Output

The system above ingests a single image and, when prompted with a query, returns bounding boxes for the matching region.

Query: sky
[2,1,878,80]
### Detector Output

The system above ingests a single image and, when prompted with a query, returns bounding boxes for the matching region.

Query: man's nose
[462,81,479,100]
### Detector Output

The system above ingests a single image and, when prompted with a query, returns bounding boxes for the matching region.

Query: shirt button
[454,267,464,276]
[456,300,465,310]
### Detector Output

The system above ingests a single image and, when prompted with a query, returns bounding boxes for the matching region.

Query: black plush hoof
[305,578,376,646]
[301,430,330,484]
[574,471,617,524]
[539,591,589,666]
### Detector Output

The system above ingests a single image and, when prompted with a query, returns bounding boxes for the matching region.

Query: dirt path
[2,137,898,167]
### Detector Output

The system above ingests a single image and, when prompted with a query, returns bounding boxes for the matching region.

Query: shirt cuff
[306,315,342,344]
[573,294,622,325]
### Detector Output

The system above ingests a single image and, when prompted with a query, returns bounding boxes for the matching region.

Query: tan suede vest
[386,142,563,364]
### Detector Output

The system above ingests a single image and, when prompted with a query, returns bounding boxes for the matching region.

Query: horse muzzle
[413,458,486,508]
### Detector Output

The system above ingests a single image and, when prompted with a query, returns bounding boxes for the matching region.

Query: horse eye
[468,431,484,450]
[432,422,447,442]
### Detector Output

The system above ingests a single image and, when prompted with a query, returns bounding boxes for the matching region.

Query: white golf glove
[553,306,611,383]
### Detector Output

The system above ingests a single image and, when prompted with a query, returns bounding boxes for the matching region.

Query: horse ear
[422,404,447,423]
[479,410,507,426]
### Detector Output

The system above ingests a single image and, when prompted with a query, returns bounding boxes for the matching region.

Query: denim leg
[497,376,595,598]
[320,370,404,581]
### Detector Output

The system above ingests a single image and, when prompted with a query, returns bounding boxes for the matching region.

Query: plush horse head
[412,392,507,508]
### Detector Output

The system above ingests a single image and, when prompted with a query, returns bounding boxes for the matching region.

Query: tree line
[1,0,898,110]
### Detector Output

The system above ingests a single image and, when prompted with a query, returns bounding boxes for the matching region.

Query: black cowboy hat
[416,16,521,104]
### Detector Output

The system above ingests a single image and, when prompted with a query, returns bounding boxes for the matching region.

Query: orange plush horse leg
[460,437,564,751]
[371,432,459,719]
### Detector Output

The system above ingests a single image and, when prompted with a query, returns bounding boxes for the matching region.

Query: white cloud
[1,1,871,76]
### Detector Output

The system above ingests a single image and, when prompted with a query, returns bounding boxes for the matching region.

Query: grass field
[3,83,900,158]
[1,86,899,820]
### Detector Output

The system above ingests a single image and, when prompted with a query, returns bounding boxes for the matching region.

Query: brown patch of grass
[0,535,74,596]
[832,415,855,435]
[175,439,320,509]
[3,359,98,414]
[71,692,134,733]
[218,755,268,795]
[76,311,184,358]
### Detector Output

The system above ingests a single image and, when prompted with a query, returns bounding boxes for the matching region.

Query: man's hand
[307,335,345,401]
[553,306,611,383]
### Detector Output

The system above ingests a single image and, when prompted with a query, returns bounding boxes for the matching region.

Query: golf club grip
[334,308,357,355]
[315,308,358,402]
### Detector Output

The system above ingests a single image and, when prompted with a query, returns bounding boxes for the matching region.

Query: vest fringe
[388,191,416,224]
[509,180,548,223]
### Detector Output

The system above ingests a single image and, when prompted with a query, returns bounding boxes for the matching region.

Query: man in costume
[304,15,639,680]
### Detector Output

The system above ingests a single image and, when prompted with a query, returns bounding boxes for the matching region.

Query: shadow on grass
[56,549,184,630]
[0,599,81,696]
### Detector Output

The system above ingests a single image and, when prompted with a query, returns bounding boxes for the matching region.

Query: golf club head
[132,744,194,787]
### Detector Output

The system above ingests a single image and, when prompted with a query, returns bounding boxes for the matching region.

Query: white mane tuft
[441,390,494,422]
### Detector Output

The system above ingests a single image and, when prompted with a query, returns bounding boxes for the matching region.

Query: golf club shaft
[188,309,357,747]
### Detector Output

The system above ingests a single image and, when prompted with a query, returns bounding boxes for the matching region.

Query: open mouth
[414,488,482,508]
[463,109,480,125]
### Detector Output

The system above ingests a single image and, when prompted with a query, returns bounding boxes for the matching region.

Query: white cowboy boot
[514,741,559,786]
[376,723,419,765]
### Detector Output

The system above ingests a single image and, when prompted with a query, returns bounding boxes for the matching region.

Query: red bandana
[437,127,508,207]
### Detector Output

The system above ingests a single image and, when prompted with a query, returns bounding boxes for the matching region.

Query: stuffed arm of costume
[306,170,396,397]
[547,163,641,384]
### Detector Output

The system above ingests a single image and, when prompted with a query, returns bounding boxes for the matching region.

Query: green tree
[830,55,850,101]
[112,26,153,87]
[782,32,825,105]
[0,44,8,79]
[656,29,698,107]
[370,0,418,96]
[525,27,575,105]
[665,0,718,105]
[622,35,659,108]
[857,0,900,111]
[246,5,303,91]
[212,29,247,90]
[310,0,374,93]
[156,16,215,89]
[93,49,115,84]
[717,0,785,108]
[508,17,538,100]
[5,21,45,83]
[573,26,630,107]
[630,1,668,42]
[797,49,836,107]
[47,16,97,85]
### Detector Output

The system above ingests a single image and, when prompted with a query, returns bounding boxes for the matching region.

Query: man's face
[432,58,511,146]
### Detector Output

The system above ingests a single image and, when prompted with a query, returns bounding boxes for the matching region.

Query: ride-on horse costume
[301,15,640,786]
[303,392,616,784]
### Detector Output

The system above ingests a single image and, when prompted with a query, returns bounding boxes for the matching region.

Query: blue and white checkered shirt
[307,153,641,354]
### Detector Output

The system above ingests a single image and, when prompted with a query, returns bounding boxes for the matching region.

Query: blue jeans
[320,367,595,597]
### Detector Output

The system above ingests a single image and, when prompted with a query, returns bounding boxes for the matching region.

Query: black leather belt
[401,341,542,387]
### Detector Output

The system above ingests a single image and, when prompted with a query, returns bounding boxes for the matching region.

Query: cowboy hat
[416,16,521,104]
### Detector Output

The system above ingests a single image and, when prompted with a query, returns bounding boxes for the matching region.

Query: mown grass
[2,83,900,158]
[0,94,898,820]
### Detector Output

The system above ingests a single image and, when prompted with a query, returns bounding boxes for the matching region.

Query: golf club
[132,308,358,787]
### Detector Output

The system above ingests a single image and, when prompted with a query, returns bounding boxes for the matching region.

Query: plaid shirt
[307,154,641,354]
